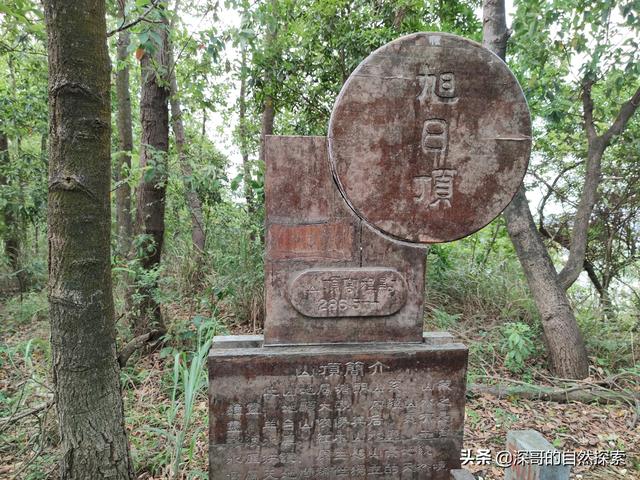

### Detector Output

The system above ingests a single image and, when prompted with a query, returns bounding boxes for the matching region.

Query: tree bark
[115,0,134,257]
[0,132,26,293]
[135,18,170,336]
[483,0,590,379]
[167,36,206,253]
[43,1,134,478]
[259,97,275,165]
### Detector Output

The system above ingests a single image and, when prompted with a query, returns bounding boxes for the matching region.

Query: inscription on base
[289,268,407,318]
[209,345,467,480]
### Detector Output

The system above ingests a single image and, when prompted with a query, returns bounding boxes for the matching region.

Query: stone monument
[209,32,531,480]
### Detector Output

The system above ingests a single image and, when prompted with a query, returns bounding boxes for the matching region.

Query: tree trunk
[258,0,277,166]
[0,132,28,293]
[43,1,133,478]
[259,96,275,165]
[239,46,254,210]
[482,0,590,379]
[135,20,169,336]
[115,0,134,257]
[557,119,605,289]
[167,43,206,253]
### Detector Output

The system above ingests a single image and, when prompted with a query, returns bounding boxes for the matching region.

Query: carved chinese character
[368,361,388,375]
[226,423,242,444]
[344,361,364,377]
[421,119,448,154]
[435,379,452,394]
[353,382,368,395]
[384,465,400,476]
[300,421,312,440]
[417,71,458,105]
[318,363,341,377]
[296,366,313,382]
[227,403,243,419]
[351,465,366,477]
[262,421,277,444]
[368,414,383,427]
[316,418,332,434]
[335,383,352,397]
[430,169,457,208]
[412,176,431,204]
[317,383,331,396]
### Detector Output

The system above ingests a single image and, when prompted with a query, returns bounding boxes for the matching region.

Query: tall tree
[43,0,133,477]
[168,1,206,253]
[558,81,640,289]
[515,0,640,293]
[238,44,254,209]
[135,4,169,336]
[257,0,277,165]
[115,0,134,257]
[483,0,590,378]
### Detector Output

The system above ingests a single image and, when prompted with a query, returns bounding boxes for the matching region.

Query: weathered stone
[329,32,531,244]
[289,268,407,318]
[264,136,426,345]
[209,340,468,480]
[505,430,570,480]
[450,469,476,480]
[211,335,264,350]
[423,332,455,345]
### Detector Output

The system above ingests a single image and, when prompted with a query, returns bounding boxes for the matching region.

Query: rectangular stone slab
[209,341,468,479]
[505,430,570,480]
[264,135,426,345]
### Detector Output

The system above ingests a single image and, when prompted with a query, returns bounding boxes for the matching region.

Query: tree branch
[539,223,605,296]
[0,397,54,429]
[468,382,636,405]
[602,85,640,146]
[533,162,583,229]
[560,82,640,290]
[117,329,164,368]
[107,0,163,38]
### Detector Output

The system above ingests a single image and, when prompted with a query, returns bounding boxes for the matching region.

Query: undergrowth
[1,213,638,478]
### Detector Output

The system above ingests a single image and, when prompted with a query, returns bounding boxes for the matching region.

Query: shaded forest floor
[0,293,638,480]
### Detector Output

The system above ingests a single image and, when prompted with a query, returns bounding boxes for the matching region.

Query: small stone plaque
[289,268,407,318]
[328,32,531,244]
[209,341,468,480]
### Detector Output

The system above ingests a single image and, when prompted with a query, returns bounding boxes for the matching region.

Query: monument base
[208,334,468,480]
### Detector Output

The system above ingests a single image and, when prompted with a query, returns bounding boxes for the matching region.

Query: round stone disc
[328,32,531,244]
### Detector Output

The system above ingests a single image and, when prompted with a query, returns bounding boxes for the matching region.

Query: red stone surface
[328,32,531,244]
[268,223,355,262]
[264,136,426,345]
